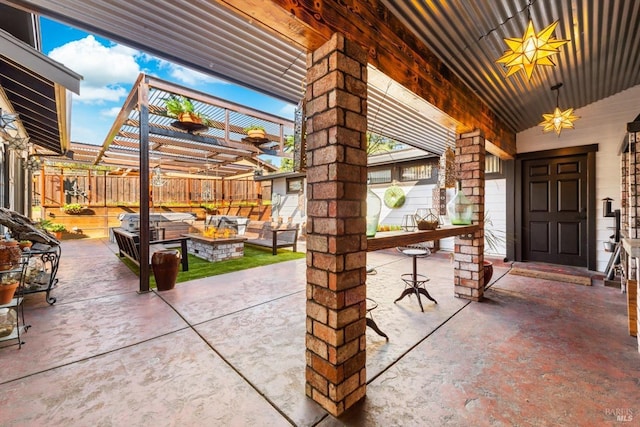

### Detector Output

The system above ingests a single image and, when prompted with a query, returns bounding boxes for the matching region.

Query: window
[367,169,391,184]
[400,164,432,181]
[286,177,303,193]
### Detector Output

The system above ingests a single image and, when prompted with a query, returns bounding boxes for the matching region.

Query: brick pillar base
[304,33,368,416]
[453,130,485,301]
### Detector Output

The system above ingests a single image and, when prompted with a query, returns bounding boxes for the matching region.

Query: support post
[453,130,485,301]
[305,33,368,416]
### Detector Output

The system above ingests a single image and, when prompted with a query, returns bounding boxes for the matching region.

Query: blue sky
[40,18,296,147]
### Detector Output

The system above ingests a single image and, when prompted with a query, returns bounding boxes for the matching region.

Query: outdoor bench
[112,227,190,271]
[245,222,299,255]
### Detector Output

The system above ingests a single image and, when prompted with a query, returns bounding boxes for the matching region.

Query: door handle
[578,207,587,220]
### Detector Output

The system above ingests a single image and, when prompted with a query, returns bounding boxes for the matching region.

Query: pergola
[89,74,295,289]
[94,74,294,178]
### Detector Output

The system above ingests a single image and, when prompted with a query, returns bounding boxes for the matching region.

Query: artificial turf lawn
[119,245,305,287]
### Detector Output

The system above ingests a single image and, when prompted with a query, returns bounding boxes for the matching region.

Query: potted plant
[163,95,210,126]
[44,223,66,240]
[63,203,84,214]
[201,203,218,214]
[244,125,266,139]
[18,240,32,250]
[0,279,19,305]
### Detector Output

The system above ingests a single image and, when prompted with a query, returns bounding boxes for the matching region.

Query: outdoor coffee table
[395,248,438,312]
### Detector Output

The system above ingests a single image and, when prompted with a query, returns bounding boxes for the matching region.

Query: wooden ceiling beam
[216,0,515,155]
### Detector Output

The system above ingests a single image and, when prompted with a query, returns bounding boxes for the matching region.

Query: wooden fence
[35,171,263,208]
[32,171,271,239]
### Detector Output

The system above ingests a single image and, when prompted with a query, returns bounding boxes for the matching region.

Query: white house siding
[372,182,435,227]
[485,179,507,256]
[270,179,306,225]
[371,179,507,255]
[517,84,640,272]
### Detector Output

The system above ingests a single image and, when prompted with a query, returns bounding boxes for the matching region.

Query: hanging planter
[163,95,210,132]
[438,146,457,189]
[244,125,266,139]
[177,112,203,124]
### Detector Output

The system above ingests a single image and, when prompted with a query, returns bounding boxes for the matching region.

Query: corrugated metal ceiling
[0,25,80,154]
[3,0,454,155]
[4,0,640,155]
[382,0,640,133]
[0,53,62,153]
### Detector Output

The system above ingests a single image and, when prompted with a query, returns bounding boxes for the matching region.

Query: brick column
[453,130,485,301]
[304,33,368,416]
[621,152,628,236]
[627,146,640,239]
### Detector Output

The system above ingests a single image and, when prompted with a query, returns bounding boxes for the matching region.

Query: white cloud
[48,35,141,104]
[71,123,106,145]
[156,59,226,86]
[100,107,123,118]
[279,103,296,119]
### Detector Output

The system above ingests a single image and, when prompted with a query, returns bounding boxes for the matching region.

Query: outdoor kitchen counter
[366,224,479,252]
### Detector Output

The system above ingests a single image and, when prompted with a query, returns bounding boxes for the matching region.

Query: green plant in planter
[201,203,218,212]
[163,95,211,126]
[46,223,66,232]
[243,125,265,132]
[38,219,65,233]
[18,240,33,249]
[37,219,54,232]
[244,125,266,138]
[63,203,84,214]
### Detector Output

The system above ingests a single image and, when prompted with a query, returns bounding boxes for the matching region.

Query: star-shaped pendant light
[24,156,42,172]
[5,135,30,152]
[0,108,19,138]
[496,20,569,79]
[539,83,579,136]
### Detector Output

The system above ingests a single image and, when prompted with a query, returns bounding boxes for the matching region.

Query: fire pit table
[182,233,247,262]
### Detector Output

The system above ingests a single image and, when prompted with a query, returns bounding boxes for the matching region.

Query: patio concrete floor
[0,238,638,426]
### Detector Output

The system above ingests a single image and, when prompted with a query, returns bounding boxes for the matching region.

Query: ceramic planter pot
[178,112,202,124]
[0,281,19,305]
[484,260,494,286]
[18,241,32,251]
[151,249,181,291]
[247,129,265,139]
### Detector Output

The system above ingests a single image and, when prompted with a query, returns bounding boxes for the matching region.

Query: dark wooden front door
[522,154,588,266]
